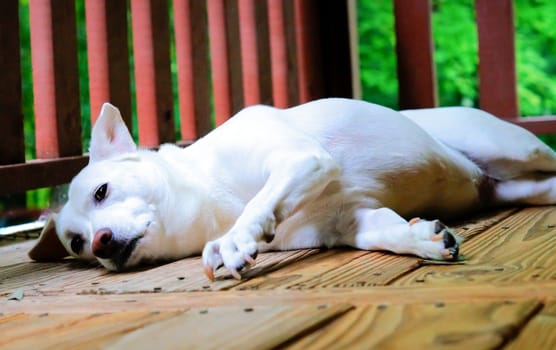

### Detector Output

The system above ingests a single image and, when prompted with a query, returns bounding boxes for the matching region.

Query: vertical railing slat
[130,0,175,147]
[224,0,244,116]
[238,0,273,106]
[393,0,437,109]
[283,0,299,106]
[315,2,353,98]
[29,0,82,159]
[238,0,259,106]
[85,0,132,126]
[294,0,323,103]
[207,0,243,125]
[208,0,231,125]
[253,0,273,105]
[476,0,518,118]
[267,0,289,108]
[0,0,25,165]
[173,0,211,140]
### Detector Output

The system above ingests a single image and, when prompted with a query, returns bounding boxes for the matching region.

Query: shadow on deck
[1,206,556,349]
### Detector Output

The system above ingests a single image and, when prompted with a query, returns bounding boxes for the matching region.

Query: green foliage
[357,0,556,116]
[357,0,398,108]
[515,0,556,116]
[432,0,478,107]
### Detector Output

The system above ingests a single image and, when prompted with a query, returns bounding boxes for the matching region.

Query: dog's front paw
[409,219,462,261]
[202,234,258,281]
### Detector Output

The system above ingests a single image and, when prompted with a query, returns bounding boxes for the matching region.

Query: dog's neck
[141,149,240,254]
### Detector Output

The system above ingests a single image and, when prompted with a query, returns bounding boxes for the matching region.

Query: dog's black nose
[92,228,116,259]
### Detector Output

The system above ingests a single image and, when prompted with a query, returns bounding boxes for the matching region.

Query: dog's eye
[94,183,108,203]
[70,235,84,255]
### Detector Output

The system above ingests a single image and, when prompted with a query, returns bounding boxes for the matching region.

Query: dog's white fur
[29,98,556,280]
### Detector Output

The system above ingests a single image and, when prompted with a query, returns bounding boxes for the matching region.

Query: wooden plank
[393,0,437,109]
[130,0,175,147]
[0,0,25,165]
[106,304,352,350]
[0,311,182,349]
[476,0,519,118]
[0,249,320,296]
[0,261,108,297]
[393,207,556,286]
[0,156,88,195]
[29,0,82,158]
[3,282,556,314]
[0,240,35,267]
[235,250,420,291]
[506,301,556,349]
[85,0,132,126]
[173,0,211,140]
[448,207,520,240]
[287,300,541,349]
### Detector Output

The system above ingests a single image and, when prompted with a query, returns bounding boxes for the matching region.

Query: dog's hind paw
[408,219,462,261]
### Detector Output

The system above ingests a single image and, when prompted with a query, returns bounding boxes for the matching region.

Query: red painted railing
[0,0,555,200]
[0,0,351,196]
[393,0,556,133]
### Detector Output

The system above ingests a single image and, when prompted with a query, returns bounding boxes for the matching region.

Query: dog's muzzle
[92,228,142,270]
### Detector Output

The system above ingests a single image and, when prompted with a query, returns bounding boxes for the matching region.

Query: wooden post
[29,0,82,158]
[393,0,437,109]
[0,0,25,165]
[476,0,519,118]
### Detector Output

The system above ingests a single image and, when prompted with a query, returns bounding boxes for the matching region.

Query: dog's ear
[28,215,69,261]
[89,103,136,163]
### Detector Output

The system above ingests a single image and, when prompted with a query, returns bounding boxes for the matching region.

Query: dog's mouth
[98,235,143,271]
[114,235,143,270]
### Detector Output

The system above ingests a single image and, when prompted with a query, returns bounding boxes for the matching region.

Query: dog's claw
[244,254,256,266]
[230,268,242,280]
[204,265,215,281]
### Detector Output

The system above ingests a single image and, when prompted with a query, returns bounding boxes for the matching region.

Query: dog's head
[29,103,170,271]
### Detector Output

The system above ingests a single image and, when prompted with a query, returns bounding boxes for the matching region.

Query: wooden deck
[1,206,556,349]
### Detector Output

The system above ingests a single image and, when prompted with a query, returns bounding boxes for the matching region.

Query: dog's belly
[266,158,483,251]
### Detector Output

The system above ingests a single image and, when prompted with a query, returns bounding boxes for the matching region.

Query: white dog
[29,98,556,280]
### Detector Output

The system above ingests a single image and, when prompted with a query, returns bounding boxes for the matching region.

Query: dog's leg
[340,208,462,261]
[202,150,340,280]
[494,174,556,205]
